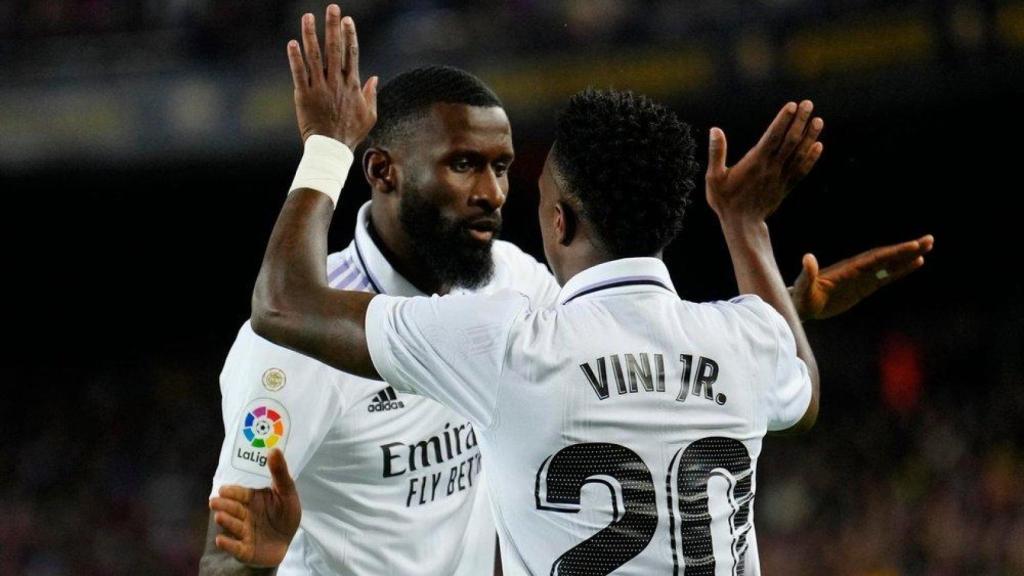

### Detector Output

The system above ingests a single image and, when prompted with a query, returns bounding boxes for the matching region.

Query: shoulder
[326,244,374,291]
[487,241,558,307]
[490,241,550,277]
[688,295,792,360]
[374,289,531,321]
[326,247,352,270]
[491,240,541,267]
[690,294,776,326]
[722,294,789,334]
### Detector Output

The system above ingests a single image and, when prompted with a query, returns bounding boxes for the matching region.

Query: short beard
[398,187,498,291]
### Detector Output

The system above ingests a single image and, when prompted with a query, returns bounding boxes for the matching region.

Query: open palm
[793,235,934,320]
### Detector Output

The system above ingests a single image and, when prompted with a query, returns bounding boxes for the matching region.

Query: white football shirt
[365,257,812,575]
[211,202,559,575]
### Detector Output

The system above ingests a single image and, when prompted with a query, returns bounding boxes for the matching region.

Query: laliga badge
[232,398,290,476]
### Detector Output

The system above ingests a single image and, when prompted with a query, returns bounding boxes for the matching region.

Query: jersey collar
[352,202,428,298]
[557,257,677,305]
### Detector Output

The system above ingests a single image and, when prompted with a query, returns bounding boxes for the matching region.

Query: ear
[363,147,395,194]
[555,200,577,246]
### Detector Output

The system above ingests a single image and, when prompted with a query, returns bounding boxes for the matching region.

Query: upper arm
[364,291,529,427]
[494,241,560,309]
[729,295,815,433]
[212,325,346,494]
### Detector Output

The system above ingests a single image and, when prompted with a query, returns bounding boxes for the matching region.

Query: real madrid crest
[262,368,286,392]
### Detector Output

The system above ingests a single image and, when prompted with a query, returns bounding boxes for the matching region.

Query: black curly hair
[367,65,502,148]
[551,89,698,258]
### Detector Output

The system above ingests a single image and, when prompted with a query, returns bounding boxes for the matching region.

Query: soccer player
[208,8,933,575]
[200,43,558,576]
[204,7,933,574]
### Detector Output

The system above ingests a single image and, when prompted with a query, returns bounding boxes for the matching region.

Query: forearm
[719,216,819,428]
[787,286,806,321]
[251,187,334,343]
[251,188,378,379]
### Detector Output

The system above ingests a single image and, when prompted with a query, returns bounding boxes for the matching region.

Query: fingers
[847,235,933,284]
[755,102,798,156]
[778,100,814,159]
[210,496,249,521]
[786,116,824,181]
[301,13,324,87]
[215,533,247,558]
[916,234,935,253]
[287,40,308,90]
[342,16,360,82]
[881,255,926,283]
[324,4,342,86]
[214,510,248,538]
[363,76,379,117]
[268,449,297,497]
[706,127,727,180]
[854,237,929,268]
[218,484,253,504]
[802,253,820,281]
[797,141,823,176]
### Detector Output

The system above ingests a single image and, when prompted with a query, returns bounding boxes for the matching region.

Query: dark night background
[2,1,1022,573]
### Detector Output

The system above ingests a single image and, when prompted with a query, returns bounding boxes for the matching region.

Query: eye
[451,158,472,173]
[493,162,510,177]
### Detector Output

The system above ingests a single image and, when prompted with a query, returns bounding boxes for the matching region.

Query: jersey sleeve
[210,322,346,497]
[364,291,530,428]
[729,295,812,431]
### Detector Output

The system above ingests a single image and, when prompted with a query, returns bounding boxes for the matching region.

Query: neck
[367,202,450,295]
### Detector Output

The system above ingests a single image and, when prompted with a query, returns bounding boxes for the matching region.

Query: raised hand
[287,4,377,148]
[706,100,823,224]
[209,449,301,567]
[792,234,935,320]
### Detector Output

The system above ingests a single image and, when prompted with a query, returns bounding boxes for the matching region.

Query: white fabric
[211,202,560,575]
[366,257,812,575]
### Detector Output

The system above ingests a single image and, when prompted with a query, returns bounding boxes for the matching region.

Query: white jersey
[210,202,559,575]
[365,257,812,576]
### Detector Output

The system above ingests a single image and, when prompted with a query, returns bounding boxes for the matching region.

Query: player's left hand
[706,100,823,224]
[209,449,301,567]
[287,4,377,149]
[792,234,935,320]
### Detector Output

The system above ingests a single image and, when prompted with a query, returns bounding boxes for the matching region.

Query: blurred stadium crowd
[1,1,1021,575]
[6,0,985,71]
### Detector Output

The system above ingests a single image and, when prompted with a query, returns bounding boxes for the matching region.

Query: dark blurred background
[2,1,1022,574]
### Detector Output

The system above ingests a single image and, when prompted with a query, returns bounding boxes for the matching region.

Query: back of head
[552,89,698,258]
[367,65,503,148]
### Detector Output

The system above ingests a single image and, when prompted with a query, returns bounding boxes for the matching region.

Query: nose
[470,167,506,212]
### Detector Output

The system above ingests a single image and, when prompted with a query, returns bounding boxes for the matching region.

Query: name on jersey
[379,421,482,508]
[579,352,727,405]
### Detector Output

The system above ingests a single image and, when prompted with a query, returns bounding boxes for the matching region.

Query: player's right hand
[705,100,823,224]
[287,4,378,149]
[209,449,301,567]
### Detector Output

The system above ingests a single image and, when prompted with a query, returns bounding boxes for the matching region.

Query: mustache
[463,214,503,234]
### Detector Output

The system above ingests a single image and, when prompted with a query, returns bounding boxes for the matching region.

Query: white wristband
[289,135,355,207]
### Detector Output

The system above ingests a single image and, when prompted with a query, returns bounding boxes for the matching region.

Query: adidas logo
[367,386,405,413]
